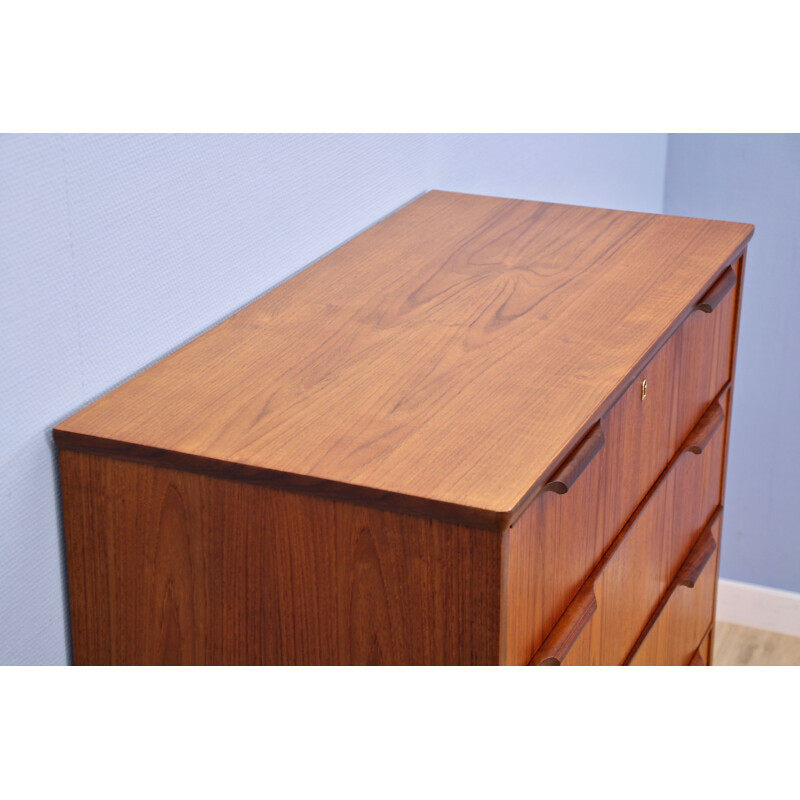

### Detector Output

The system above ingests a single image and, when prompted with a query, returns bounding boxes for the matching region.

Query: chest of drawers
[55,191,753,665]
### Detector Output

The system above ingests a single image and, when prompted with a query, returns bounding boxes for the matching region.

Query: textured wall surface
[1,133,669,664]
[665,134,800,593]
[436,133,669,211]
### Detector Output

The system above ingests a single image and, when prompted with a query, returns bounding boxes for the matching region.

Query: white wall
[0,133,669,664]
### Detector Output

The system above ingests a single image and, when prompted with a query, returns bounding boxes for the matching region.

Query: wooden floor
[713,622,800,666]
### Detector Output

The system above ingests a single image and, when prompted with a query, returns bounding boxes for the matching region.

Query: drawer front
[689,625,714,667]
[690,627,713,666]
[627,517,720,666]
[529,398,727,666]
[503,261,739,665]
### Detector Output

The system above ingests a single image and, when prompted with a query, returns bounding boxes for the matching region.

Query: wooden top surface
[55,191,753,529]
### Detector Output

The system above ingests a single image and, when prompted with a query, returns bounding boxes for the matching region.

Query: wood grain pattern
[55,195,752,666]
[502,268,736,665]
[528,400,727,666]
[60,450,503,665]
[627,520,721,666]
[54,191,753,527]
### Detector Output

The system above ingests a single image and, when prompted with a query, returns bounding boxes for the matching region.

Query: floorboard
[714,622,800,666]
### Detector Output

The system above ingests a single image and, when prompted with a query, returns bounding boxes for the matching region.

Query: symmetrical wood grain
[54,191,753,528]
[60,450,503,666]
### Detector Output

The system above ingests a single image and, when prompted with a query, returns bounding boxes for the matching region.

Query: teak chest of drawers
[55,191,753,665]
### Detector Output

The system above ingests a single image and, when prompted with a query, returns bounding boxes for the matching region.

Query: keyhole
[641,379,647,400]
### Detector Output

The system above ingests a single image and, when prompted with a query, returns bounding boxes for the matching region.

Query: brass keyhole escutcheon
[641,378,647,400]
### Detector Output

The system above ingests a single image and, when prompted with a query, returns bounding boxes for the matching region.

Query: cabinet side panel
[60,450,114,665]
[59,451,502,665]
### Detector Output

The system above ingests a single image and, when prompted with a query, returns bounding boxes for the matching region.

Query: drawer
[503,263,739,665]
[529,397,728,666]
[627,517,720,666]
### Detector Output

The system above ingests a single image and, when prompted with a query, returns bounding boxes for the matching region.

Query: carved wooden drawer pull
[623,515,720,665]
[530,586,598,666]
[683,401,725,455]
[696,266,737,313]
[689,650,706,666]
[543,422,605,495]
[673,526,717,589]
[530,401,725,667]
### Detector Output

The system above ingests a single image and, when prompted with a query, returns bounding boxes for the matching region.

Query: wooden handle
[696,266,737,313]
[544,422,605,495]
[689,650,706,666]
[624,508,722,665]
[683,402,725,455]
[675,526,717,589]
[529,585,597,666]
[623,520,719,665]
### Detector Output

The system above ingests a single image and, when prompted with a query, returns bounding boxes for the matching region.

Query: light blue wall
[1,133,669,665]
[436,133,669,211]
[664,134,800,594]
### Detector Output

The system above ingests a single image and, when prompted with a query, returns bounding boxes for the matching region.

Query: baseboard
[716,579,800,638]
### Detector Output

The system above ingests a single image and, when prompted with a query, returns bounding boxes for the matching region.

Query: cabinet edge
[52,428,510,533]
[54,242,753,537]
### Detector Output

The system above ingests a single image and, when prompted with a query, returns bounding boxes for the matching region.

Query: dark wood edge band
[53,380,731,539]
[53,251,747,536]
[53,430,509,533]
